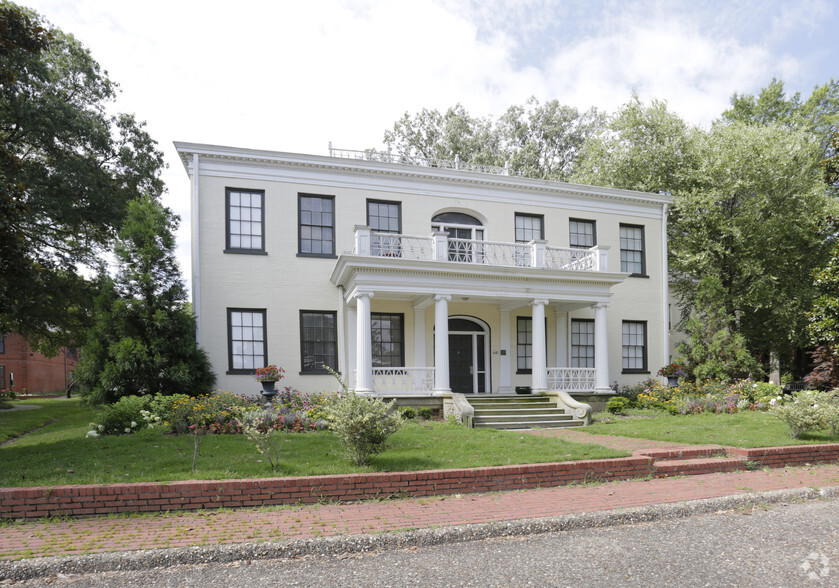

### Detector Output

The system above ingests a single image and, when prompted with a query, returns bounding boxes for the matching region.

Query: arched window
[431,212,484,241]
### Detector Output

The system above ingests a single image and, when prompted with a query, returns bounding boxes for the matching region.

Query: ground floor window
[622,321,647,372]
[300,310,338,373]
[516,317,532,373]
[227,309,267,373]
[371,312,404,367]
[570,319,595,368]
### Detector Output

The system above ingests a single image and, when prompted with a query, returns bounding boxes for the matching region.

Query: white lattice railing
[545,247,597,271]
[547,368,596,392]
[369,368,436,394]
[370,233,434,261]
[446,238,531,266]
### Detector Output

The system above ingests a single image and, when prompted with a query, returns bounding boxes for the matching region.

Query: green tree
[0,3,164,350]
[75,195,215,405]
[383,97,602,181]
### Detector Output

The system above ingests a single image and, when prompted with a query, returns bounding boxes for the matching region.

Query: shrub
[770,390,833,438]
[400,407,417,420]
[418,407,433,420]
[240,407,284,470]
[607,397,629,415]
[87,395,150,437]
[324,391,403,465]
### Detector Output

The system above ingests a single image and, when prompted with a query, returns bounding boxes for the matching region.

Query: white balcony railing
[369,368,436,394]
[547,368,596,392]
[352,228,606,273]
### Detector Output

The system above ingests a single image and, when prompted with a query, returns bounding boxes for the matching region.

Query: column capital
[355,291,375,300]
[530,298,549,307]
[593,302,609,311]
[435,294,452,302]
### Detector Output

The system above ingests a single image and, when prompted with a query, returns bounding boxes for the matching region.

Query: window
[622,321,647,372]
[0,333,4,354]
[0,365,4,390]
[225,188,265,253]
[368,200,401,256]
[298,194,335,256]
[570,319,595,368]
[516,317,532,373]
[569,219,596,249]
[620,224,646,275]
[227,309,267,373]
[300,311,338,373]
[432,212,484,262]
[515,213,544,243]
[371,313,404,367]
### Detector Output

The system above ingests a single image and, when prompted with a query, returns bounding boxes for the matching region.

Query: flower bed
[616,378,781,414]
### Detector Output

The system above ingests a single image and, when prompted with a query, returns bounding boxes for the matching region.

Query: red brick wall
[0,333,76,395]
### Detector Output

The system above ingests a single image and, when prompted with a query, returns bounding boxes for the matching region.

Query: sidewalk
[3,430,839,563]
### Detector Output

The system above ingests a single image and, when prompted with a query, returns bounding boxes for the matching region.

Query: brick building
[0,333,77,395]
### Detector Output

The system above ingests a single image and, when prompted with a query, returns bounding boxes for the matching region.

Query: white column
[347,304,357,389]
[433,294,451,394]
[531,299,548,393]
[355,292,374,394]
[354,225,372,256]
[499,309,512,393]
[594,303,611,393]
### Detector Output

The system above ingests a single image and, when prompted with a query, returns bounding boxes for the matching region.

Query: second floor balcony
[350,226,609,273]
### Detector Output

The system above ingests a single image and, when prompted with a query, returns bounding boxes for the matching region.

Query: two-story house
[175,142,672,424]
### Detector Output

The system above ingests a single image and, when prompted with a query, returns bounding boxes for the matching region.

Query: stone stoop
[467,395,586,430]
[641,447,750,477]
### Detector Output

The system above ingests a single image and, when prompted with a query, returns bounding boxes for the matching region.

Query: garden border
[3,443,839,519]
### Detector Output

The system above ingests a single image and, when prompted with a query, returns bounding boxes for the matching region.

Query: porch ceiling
[331,256,626,308]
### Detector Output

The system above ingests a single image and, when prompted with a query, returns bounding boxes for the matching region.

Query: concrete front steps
[641,447,752,477]
[467,394,586,430]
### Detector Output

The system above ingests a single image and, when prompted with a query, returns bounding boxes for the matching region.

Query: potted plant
[255,364,285,397]
[657,363,686,387]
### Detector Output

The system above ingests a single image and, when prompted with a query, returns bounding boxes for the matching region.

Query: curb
[3,485,838,582]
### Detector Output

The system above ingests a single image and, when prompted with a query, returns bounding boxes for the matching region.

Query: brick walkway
[3,432,839,561]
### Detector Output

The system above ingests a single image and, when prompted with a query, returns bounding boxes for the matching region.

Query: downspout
[661,202,669,366]
[192,153,201,344]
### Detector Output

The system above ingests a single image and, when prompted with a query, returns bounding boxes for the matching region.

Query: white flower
[131,421,137,428]
[86,430,99,438]
[98,424,104,431]
[124,427,132,433]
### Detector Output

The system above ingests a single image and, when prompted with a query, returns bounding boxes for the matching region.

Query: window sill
[621,370,650,375]
[628,273,649,278]
[516,369,533,375]
[224,249,267,255]
[297,253,338,259]
[226,370,256,375]
[300,370,340,376]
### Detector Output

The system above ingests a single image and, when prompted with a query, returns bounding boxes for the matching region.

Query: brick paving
[3,431,839,561]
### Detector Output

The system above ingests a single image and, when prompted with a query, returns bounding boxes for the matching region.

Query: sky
[21,0,839,292]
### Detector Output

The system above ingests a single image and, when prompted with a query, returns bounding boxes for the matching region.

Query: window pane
[227,189,264,251]
[620,225,645,274]
[301,311,338,371]
[621,321,646,371]
[300,195,335,255]
[228,310,266,372]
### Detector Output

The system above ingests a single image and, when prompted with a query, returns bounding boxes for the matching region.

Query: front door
[447,317,489,394]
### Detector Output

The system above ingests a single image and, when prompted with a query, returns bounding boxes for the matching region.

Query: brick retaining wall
[3,443,839,520]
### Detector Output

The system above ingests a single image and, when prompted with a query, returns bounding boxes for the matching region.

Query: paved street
[10,498,838,587]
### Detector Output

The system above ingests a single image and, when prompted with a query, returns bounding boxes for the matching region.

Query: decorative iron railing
[370,368,436,394]
[370,234,434,261]
[547,368,596,392]
[545,247,597,271]
[328,146,511,176]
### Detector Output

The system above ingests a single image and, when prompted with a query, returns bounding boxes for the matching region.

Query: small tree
[75,195,215,404]
[324,391,403,466]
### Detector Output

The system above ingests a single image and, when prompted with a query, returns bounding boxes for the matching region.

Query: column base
[355,388,375,396]
[433,388,452,396]
[594,386,613,395]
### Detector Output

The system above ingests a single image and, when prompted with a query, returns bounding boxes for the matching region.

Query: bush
[400,407,417,420]
[770,390,837,438]
[418,407,433,420]
[87,395,150,437]
[240,407,284,470]
[607,397,630,415]
[324,391,403,465]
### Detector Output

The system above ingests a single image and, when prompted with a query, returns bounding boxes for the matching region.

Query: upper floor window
[368,200,401,256]
[620,224,646,275]
[226,188,265,253]
[569,219,596,249]
[372,312,404,367]
[227,309,267,373]
[299,194,335,257]
[300,310,338,373]
[515,213,544,243]
[432,212,483,262]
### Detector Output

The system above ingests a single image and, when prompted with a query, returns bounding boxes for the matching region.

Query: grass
[0,398,627,487]
[584,408,839,448]
[0,397,90,443]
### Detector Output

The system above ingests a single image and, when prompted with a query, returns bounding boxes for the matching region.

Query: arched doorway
[447,316,490,394]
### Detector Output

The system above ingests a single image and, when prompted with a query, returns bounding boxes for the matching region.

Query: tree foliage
[0,2,164,350]
[75,195,215,405]
[383,97,603,181]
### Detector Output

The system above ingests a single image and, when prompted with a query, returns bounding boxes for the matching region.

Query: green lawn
[584,409,839,448]
[0,398,627,487]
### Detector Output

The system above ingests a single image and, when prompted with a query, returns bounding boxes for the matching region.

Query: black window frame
[570,318,595,368]
[367,199,402,234]
[516,316,533,374]
[621,320,648,374]
[514,213,544,243]
[0,333,4,354]
[569,218,597,249]
[299,310,338,374]
[226,308,267,375]
[224,188,266,254]
[619,223,647,276]
[298,193,336,258]
[0,365,5,390]
[371,312,405,368]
